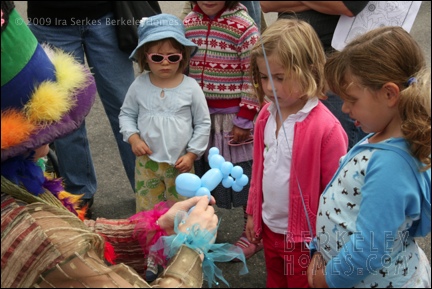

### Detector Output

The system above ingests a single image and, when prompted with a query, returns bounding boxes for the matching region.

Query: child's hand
[245,215,261,244]
[231,125,251,143]
[175,152,197,173]
[128,134,152,156]
[307,252,328,288]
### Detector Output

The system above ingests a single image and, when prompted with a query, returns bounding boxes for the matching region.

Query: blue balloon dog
[176,147,249,204]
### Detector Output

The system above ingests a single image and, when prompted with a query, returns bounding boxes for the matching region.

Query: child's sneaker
[233,233,263,261]
[145,255,158,283]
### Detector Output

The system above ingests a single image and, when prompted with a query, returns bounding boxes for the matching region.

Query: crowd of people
[2,1,431,288]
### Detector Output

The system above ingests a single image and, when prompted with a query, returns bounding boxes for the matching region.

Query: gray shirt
[119,72,210,165]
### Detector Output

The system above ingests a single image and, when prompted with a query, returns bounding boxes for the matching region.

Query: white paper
[332,1,422,51]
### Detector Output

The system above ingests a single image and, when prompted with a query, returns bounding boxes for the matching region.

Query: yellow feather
[24,81,74,122]
[24,46,90,123]
[51,49,88,93]
[58,191,84,208]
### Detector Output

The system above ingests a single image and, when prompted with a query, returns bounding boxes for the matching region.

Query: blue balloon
[222,176,234,188]
[209,154,225,169]
[175,147,250,212]
[201,168,223,191]
[232,182,244,192]
[231,166,243,179]
[175,173,201,197]
[220,161,233,177]
[196,187,211,201]
[209,147,219,157]
[236,174,249,186]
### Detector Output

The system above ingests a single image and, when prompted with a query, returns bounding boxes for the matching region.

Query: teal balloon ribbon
[152,211,248,287]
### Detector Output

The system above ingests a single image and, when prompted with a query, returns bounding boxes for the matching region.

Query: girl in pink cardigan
[246,19,348,288]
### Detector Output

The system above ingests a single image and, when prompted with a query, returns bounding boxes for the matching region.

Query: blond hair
[325,26,431,169]
[250,18,326,104]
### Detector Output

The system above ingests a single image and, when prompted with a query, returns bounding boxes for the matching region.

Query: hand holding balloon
[176,147,249,213]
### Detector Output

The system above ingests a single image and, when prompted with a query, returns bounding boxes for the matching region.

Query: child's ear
[382,82,400,107]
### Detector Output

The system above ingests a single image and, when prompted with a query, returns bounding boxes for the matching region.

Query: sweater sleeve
[119,79,140,143]
[237,19,260,121]
[320,121,348,191]
[246,106,269,217]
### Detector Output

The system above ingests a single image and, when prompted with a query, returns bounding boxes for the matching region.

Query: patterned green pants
[135,155,193,212]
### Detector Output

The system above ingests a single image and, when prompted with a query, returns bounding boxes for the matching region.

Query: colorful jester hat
[1,2,96,162]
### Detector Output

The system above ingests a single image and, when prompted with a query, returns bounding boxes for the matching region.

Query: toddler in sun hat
[1,1,96,216]
[119,13,210,282]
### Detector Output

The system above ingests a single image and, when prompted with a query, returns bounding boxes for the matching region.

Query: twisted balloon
[176,147,249,202]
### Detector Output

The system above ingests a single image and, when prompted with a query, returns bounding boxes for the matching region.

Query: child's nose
[265,80,273,92]
[341,101,350,114]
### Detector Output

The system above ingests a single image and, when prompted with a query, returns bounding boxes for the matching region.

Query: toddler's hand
[175,152,197,173]
[129,134,152,156]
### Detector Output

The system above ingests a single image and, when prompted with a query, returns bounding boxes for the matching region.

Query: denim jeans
[321,91,367,150]
[29,13,136,198]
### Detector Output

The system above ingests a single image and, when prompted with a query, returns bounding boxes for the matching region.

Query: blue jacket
[315,135,431,287]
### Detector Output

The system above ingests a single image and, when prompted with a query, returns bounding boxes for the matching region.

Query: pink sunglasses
[146,53,183,64]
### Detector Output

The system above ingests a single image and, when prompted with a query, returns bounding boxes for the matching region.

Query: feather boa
[128,201,171,263]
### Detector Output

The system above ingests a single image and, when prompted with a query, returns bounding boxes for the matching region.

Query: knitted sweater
[184,3,260,121]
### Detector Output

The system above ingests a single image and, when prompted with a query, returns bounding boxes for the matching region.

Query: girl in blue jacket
[307,26,431,288]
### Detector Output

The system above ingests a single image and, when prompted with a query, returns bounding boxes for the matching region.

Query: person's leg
[135,155,166,212]
[29,24,97,200]
[321,91,367,150]
[263,225,309,288]
[283,242,310,288]
[262,224,287,288]
[83,13,136,191]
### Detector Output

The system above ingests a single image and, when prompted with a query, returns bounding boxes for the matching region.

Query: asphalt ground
[15,2,431,288]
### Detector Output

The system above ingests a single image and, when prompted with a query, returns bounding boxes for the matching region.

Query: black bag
[113,1,162,55]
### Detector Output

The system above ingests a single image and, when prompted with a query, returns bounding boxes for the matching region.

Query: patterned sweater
[184,3,260,121]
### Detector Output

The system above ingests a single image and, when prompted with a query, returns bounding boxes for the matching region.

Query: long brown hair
[325,26,431,169]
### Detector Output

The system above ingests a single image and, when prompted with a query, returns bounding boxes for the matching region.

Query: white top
[119,72,210,165]
[262,98,318,234]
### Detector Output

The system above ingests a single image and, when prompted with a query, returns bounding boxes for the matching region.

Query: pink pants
[262,224,310,288]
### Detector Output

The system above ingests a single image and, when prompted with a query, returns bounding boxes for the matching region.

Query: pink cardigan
[246,102,348,242]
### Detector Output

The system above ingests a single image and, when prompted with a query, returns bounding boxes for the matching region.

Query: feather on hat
[1,2,96,161]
